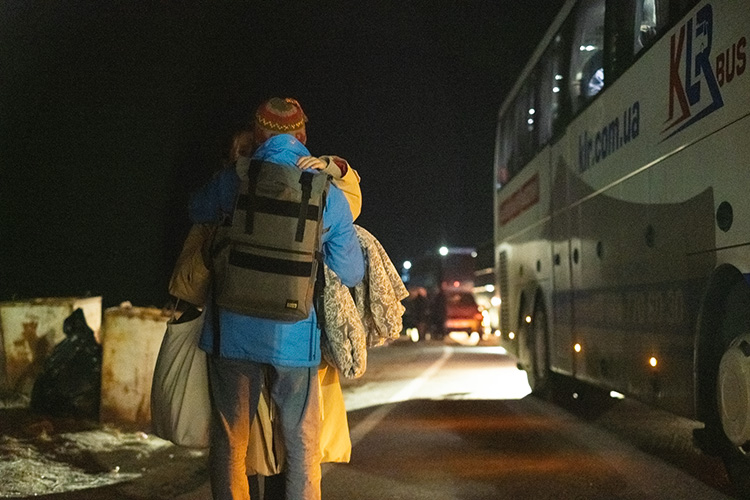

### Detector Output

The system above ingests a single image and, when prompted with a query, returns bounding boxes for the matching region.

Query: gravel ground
[0,397,209,500]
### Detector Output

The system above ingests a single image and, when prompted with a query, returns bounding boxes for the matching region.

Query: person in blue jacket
[189,97,365,500]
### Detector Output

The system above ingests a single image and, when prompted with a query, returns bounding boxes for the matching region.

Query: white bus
[493,0,750,490]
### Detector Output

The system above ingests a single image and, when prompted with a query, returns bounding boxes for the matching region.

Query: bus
[493,0,750,490]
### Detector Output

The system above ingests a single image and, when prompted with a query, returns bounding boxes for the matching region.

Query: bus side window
[569,0,606,115]
[635,0,658,53]
[538,32,567,146]
[668,0,699,26]
[518,78,537,160]
[510,82,535,174]
[497,80,538,184]
[495,113,514,188]
[634,0,671,54]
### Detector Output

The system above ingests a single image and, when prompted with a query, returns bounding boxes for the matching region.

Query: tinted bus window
[537,32,568,145]
[514,80,537,168]
[495,111,514,187]
[569,0,606,114]
[669,0,700,24]
[634,0,670,54]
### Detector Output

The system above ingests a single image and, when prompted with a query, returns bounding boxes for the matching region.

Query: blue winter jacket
[189,134,365,367]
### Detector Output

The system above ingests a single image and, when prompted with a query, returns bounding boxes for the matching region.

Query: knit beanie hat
[253,97,308,146]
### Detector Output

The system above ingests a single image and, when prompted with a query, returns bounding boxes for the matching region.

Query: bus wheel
[718,334,750,450]
[717,334,750,497]
[698,280,750,498]
[526,301,552,396]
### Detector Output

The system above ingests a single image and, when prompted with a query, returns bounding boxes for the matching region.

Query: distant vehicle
[403,288,482,342]
[492,0,750,493]
[442,291,483,336]
[403,248,479,341]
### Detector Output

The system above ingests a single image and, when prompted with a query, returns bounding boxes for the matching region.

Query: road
[0,335,739,499]
[323,336,737,500]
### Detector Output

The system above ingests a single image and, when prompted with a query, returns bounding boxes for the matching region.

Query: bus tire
[697,278,750,498]
[526,299,552,396]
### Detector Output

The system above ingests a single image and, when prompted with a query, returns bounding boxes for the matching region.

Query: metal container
[0,297,102,395]
[99,305,169,427]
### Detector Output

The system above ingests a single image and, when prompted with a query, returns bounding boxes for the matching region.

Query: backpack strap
[244,159,264,235]
[312,184,329,330]
[296,171,314,242]
[313,250,326,332]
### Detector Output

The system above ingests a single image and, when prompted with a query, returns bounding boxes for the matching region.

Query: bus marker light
[610,391,625,399]
[525,315,532,324]
[508,331,515,340]
[574,343,582,353]
[649,357,658,368]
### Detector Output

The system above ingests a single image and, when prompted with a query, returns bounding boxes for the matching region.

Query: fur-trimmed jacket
[321,225,408,378]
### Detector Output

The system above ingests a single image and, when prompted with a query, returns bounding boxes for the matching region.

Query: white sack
[150,309,210,448]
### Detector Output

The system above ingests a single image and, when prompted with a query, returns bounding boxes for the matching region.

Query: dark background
[0,0,563,307]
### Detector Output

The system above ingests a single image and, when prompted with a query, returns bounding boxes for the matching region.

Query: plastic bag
[150,306,210,448]
[30,308,102,419]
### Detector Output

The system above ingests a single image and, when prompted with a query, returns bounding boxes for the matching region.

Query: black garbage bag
[30,308,102,419]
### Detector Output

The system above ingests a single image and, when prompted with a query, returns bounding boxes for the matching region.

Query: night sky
[1,0,563,307]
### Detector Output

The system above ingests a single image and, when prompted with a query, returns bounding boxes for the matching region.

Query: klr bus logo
[663,3,747,140]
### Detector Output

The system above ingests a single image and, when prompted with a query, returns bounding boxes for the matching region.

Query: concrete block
[99,305,169,427]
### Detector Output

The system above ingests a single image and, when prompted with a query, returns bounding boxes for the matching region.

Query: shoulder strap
[244,159,264,235]
[296,172,314,242]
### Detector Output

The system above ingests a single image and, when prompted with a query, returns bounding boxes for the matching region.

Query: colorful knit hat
[253,97,308,145]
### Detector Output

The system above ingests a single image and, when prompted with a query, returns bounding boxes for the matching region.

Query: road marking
[348,346,453,448]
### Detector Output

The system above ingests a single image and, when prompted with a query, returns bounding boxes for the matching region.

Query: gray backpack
[211,159,330,322]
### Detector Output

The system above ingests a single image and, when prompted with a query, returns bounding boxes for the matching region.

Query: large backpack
[211,159,330,322]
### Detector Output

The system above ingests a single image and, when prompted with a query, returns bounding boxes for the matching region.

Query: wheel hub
[718,335,750,448]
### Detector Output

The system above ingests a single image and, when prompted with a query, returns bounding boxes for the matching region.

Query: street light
[439,246,449,256]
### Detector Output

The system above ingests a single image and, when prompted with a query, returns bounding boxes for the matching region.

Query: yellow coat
[245,361,351,475]
[333,165,361,220]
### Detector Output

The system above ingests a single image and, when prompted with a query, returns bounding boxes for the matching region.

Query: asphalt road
[0,335,739,499]
[322,337,737,500]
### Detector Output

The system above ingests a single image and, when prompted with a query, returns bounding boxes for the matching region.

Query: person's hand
[297,155,349,178]
[296,156,327,171]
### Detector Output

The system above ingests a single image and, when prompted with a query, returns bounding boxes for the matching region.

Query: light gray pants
[207,357,322,500]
